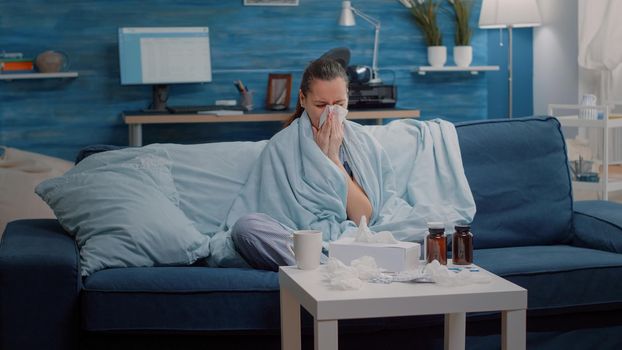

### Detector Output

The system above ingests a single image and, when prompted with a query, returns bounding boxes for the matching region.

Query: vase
[453,46,473,67]
[427,46,447,67]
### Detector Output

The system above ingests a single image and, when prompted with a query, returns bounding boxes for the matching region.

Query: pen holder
[239,90,254,111]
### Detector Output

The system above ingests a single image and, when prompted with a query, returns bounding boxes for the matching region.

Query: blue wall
[486,27,534,118]
[0,0,533,160]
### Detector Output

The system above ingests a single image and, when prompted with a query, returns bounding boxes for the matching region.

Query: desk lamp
[479,0,541,118]
[339,0,382,84]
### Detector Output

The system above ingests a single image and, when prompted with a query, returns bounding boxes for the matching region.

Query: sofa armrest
[0,219,81,350]
[572,200,622,253]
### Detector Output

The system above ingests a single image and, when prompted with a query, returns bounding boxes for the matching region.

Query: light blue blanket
[208,112,475,267]
[37,111,475,273]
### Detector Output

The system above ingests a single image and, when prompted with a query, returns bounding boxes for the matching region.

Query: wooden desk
[123,109,420,146]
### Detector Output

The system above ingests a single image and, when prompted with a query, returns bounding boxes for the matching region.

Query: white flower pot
[453,46,473,67]
[427,46,447,67]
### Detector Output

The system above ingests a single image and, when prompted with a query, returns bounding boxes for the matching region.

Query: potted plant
[447,0,474,67]
[408,0,446,67]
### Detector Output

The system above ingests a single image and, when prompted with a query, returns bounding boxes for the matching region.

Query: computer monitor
[118,27,212,111]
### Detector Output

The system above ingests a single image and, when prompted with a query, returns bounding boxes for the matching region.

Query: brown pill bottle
[452,224,473,265]
[426,222,447,265]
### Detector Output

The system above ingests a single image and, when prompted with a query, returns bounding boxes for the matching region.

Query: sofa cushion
[82,245,622,333]
[455,117,573,249]
[81,267,280,332]
[81,266,423,335]
[475,245,622,310]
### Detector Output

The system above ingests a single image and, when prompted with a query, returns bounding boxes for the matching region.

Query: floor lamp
[479,0,542,118]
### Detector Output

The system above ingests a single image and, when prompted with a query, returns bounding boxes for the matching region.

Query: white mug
[293,230,322,270]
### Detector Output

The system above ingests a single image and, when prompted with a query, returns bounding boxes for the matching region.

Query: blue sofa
[2,117,622,350]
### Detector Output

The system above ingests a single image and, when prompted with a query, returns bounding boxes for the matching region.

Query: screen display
[118,27,212,85]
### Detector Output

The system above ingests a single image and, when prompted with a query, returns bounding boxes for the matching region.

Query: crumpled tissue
[353,216,399,244]
[424,260,492,286]
[319,104,348,127]
[324,257,492,290]
[325,256,383,290]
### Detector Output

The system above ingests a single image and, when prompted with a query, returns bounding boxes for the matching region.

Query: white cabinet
[549,104,622,200]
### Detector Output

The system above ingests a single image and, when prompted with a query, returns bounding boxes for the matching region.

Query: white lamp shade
[479,0,542,28]
[339,0,356,26]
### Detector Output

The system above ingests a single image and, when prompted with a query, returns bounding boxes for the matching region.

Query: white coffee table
[279,263,527,350]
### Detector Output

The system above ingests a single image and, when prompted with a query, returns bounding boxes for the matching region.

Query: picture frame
[266,73,293,111]
[244,0,299,6]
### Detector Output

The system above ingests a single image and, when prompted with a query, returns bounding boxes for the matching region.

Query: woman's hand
[312,111,342,161]
[313,111,370,224]
[326,113,344,162]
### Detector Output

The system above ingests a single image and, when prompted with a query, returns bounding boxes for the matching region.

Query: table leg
[444,312,466,350]
[315,319,338,350]
[502,309,526,350]
[128,124,143,147]
[280,287,301,350]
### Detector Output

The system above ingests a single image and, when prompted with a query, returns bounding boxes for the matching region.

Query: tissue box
[329,237,421,272]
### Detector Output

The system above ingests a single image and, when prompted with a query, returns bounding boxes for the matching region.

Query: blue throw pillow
[36,146,211,276]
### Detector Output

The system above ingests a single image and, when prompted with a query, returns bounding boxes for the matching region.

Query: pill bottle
[452,224,473,265]
[426,222,447,265]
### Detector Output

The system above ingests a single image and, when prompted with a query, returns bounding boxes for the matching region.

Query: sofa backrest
[164,141,268,235]
[454,117,573,249]
[77,117,573,248]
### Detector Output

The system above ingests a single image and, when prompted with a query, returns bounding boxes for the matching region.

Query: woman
[222,58,475,272]
[231,58,372,271]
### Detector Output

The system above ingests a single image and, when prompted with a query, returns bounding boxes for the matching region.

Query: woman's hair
[284,57,349,127]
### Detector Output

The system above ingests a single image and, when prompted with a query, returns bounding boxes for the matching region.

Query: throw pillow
[35,146,210,276]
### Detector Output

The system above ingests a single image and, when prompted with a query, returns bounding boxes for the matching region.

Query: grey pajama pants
[231,213,296,271]
[231,213,328,271]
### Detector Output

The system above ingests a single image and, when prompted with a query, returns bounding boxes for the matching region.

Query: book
[0,59,34,72]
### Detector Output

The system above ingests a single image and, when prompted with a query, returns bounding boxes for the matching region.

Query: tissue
[354,216,399,244]
[324,258,492,290]
[325,256,383,290]
[350,256,381,280]
[319,105,348,127]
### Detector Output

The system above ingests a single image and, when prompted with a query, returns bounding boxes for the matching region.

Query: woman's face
[300,77,348,129]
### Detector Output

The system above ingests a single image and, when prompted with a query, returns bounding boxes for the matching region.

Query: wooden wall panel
[0,0,490,160]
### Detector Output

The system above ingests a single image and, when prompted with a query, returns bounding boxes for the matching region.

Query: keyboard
[169,105,245,114]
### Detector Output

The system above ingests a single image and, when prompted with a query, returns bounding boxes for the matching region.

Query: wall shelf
[413,66,499,75]
[0,72,79,80]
